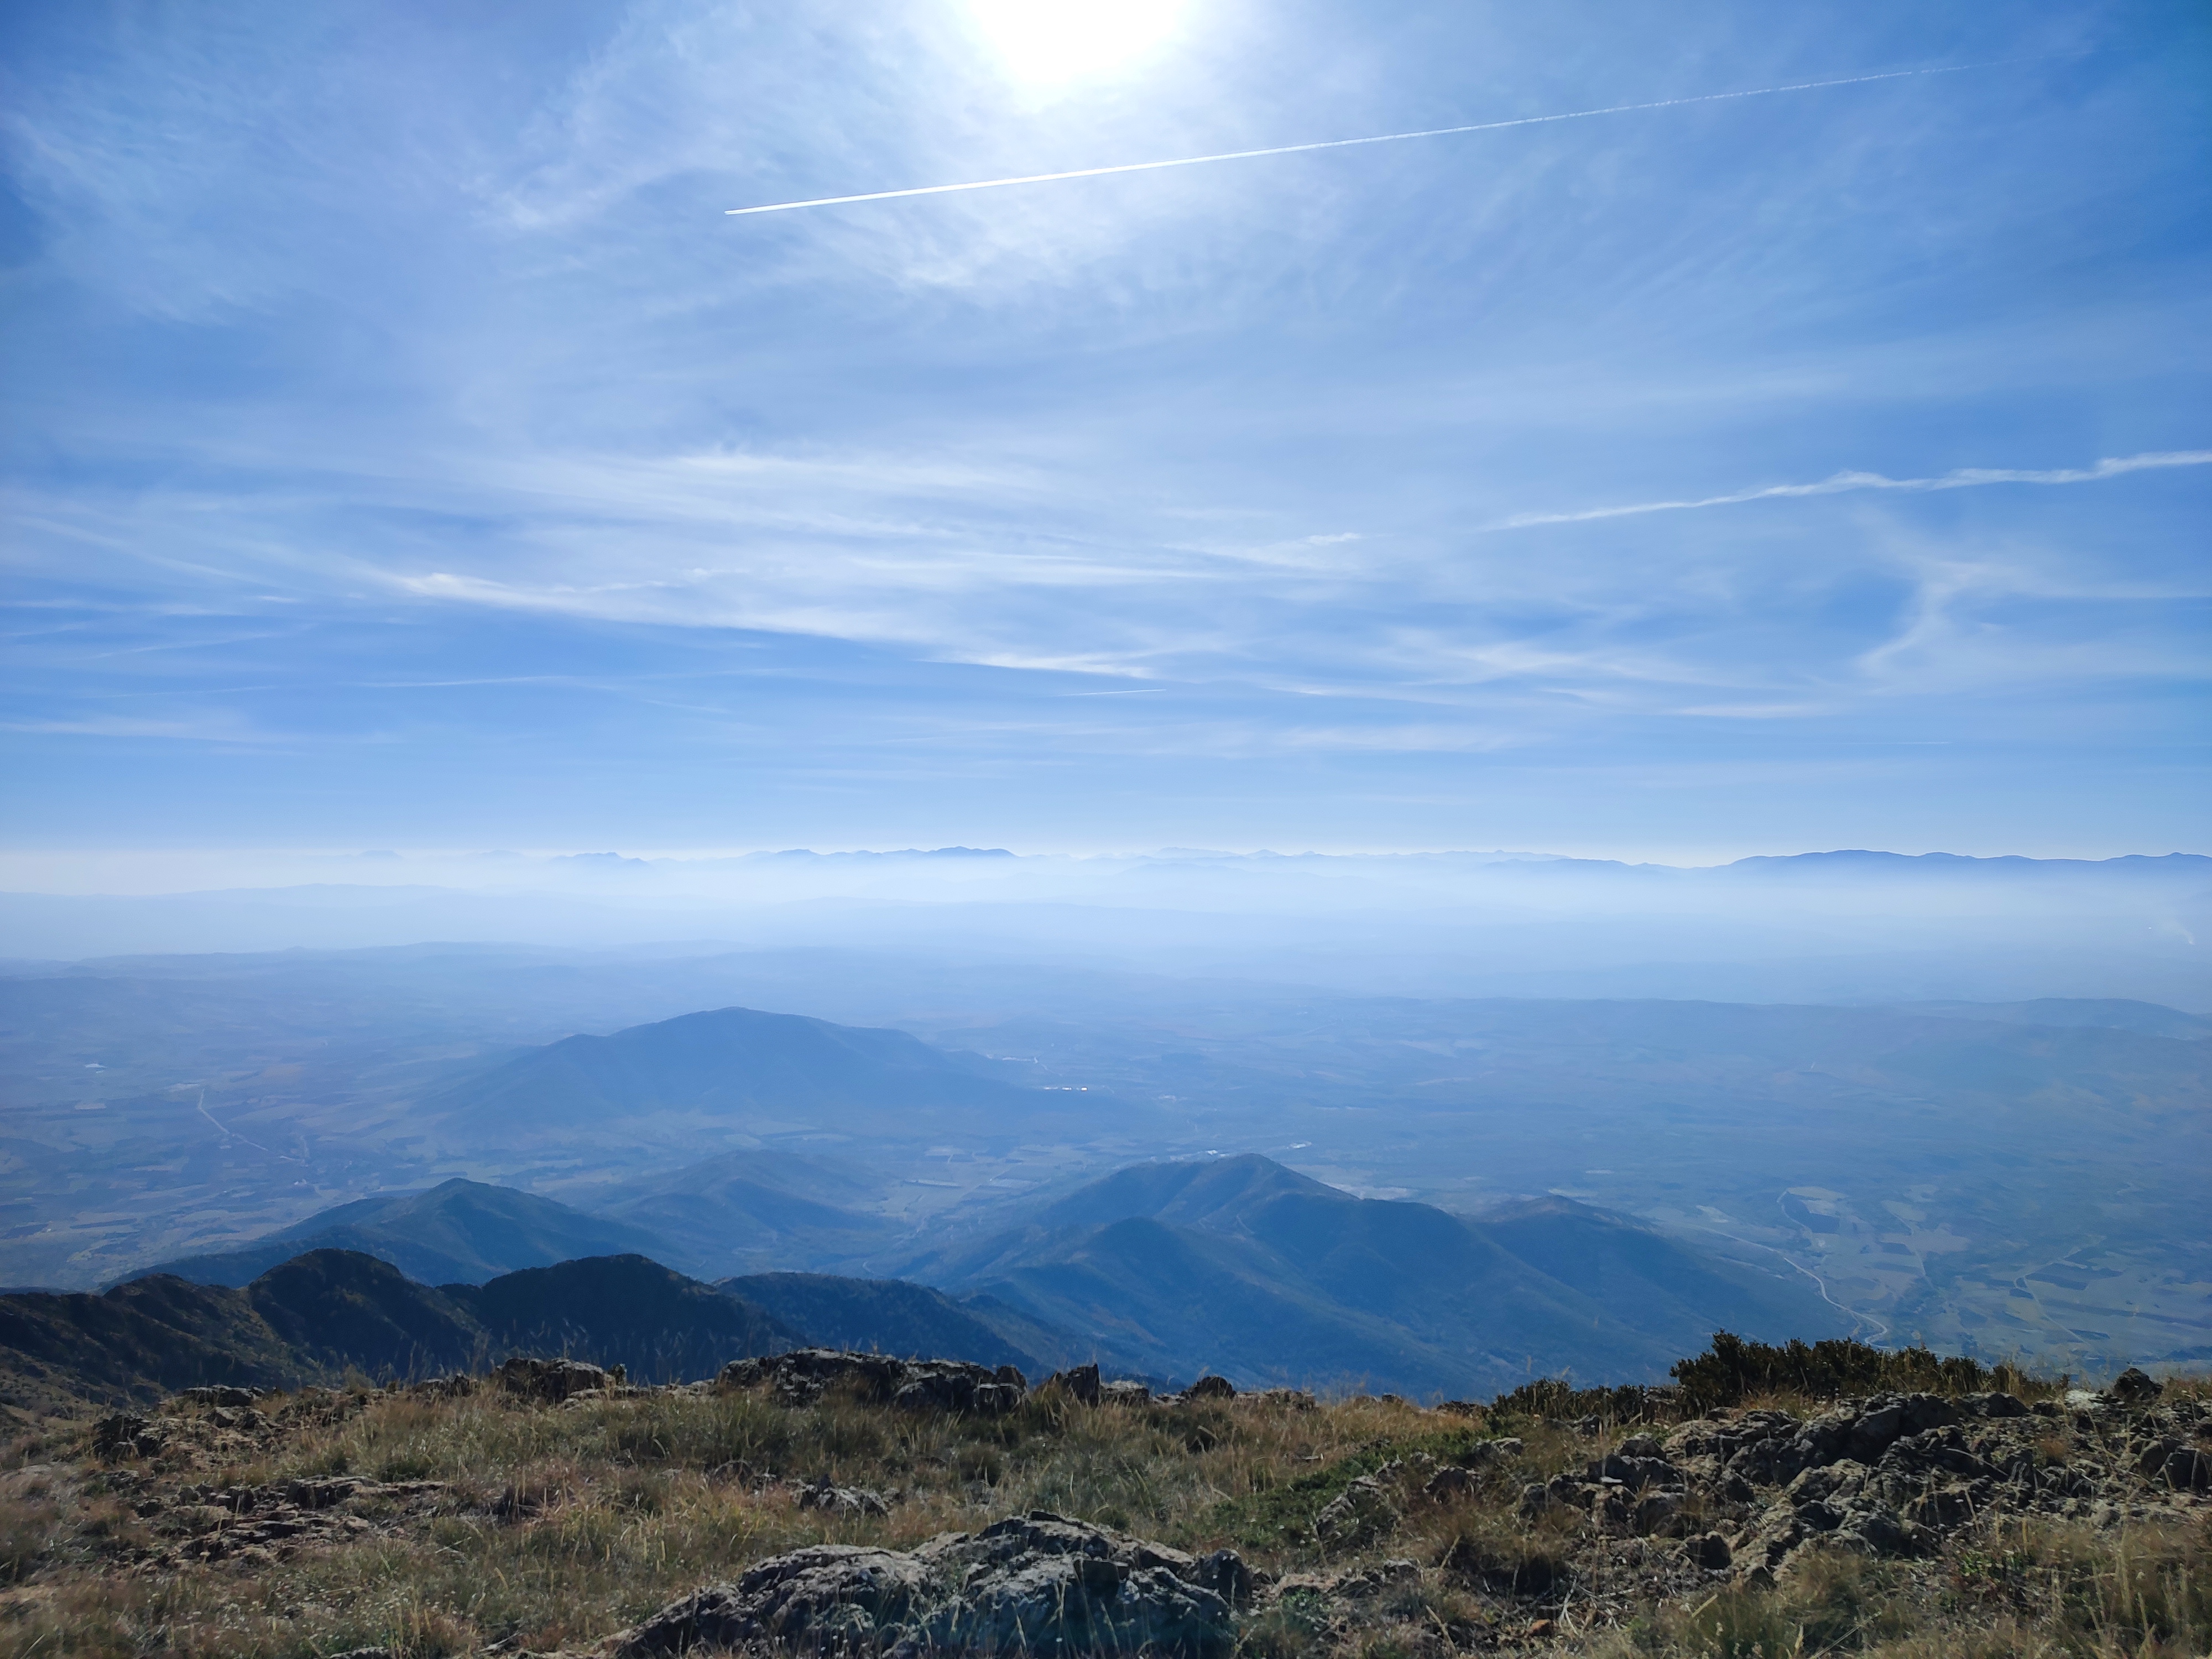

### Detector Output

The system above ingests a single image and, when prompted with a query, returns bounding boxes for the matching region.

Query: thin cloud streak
[726,61,2012,216]
[1492,451,2212,530]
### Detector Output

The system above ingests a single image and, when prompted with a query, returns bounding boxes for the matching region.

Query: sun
[967,0,1188,85]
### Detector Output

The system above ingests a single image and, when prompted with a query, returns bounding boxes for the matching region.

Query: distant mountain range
[590,1150,899,1277]
[1892,998,2211,1041]
[719,1273,1062,1377]
[140,1178,672,1287]
[902,1156,1845,1394]
[0,1250,799,1412]
[418,1004,1162,1155]
[49,1149,1850,1404]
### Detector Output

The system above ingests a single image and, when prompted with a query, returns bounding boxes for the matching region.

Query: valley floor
[1,1356,2206,1658]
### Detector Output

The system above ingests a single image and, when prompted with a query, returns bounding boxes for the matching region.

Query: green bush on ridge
[1667,1331,2047,1412]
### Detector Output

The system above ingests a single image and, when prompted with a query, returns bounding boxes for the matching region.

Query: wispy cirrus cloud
[1489,451,2212,530]
[6,0,2208,854]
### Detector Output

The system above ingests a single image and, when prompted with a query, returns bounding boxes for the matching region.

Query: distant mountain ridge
[590,1151,898,1278]
[1,1250,799,1411]
[135,1178,678,1287]
[425,1005,1056,1144]
[1895,999,2211,1041]
[905,1155,1845,1394]
[125,1156,1858,1397]
[718,1273,1059,1376]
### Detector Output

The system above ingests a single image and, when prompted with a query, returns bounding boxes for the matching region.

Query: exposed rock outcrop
[611,1511,1241,1657]
[717,1349,1025,1414]
[497,1356,621,1403]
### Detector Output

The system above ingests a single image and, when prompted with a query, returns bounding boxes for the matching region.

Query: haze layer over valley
[4,847,2204,1386]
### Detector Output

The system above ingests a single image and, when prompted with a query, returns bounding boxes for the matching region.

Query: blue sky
[2,0,2206,863]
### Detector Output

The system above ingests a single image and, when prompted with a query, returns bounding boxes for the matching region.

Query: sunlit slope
[910,1156,1844,1392]
[1473,1196,1834,1349]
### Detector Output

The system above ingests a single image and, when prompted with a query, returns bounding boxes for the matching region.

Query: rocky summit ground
[0,1343,2206,1659]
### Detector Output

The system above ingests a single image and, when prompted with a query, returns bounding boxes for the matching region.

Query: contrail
[1490,450,2212,531]
[728,60,2009,217]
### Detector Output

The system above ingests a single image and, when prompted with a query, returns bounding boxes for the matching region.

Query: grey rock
[1314,1477,1400,1550]
[1423,1465,1477,1501]
[1834,1505,1928,1559]
[1188,1548,1262,1609]
[1846,1404,1903,1462]
[795,1480,891,1517]
[721,1350,1023,1416]
[1042,1364,1102,1406]
[1334,1559,1419,1598]
[1591,1451,1681,1489]
[1792,1499,1844,1534]
[1684,1532,1732,1571]
[617,1545,930,1655]
[2109,1368,2163,1406]
[615,1513,1237,1658]
[497,1356,616,1404]
[91,1413,164,1460]
[1787,1460,1870,1506]
[2162,1446,2210,1493]
[175,1385,263,1408]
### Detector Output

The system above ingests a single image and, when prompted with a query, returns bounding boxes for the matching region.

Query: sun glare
[968,0,1188,84]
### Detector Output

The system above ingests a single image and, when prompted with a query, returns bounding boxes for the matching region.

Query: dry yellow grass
[0,1374,2204,1659]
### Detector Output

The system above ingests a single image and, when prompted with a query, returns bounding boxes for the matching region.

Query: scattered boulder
[720,1349,905,1406]
[1333,1558,1418,1599]
[498,1357,618,1404]
[1588,1443,1682,1490]
[1423,1465,1476,1501]
[1314,1476,1400,1550]
[1181,1375,1237,1402]
[174,1385,263,1408]
[151,1476,450,1561]
[2108,1368,2163,1406]
[1426,1439,1523,1502]
[1684,1532,1732,1571]
[1188,1548,1262,1609]
[892,1363,1022,1416]
[794,1479,890,1517]
[1100,1380,1152,1406]
[92,1412,165,1460]
[1042,1364,1102,1405]
[2161,1447,2210,1493]
[611,1511,1238,1658]
[719,1350,1024,1415]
